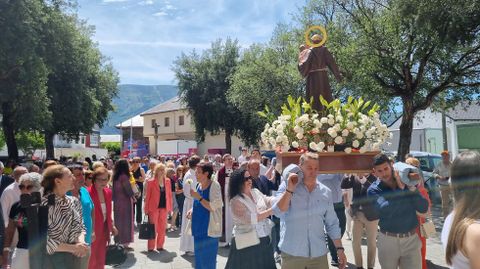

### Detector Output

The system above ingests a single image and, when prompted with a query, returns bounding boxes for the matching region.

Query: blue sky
[77,0,300,85]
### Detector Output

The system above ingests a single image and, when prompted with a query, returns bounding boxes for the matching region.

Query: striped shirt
[42,195,85,254]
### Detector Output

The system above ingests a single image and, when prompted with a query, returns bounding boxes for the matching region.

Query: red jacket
[144,177,173,214]
[87,186,113,239]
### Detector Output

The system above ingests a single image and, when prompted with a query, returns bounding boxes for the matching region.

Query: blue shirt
[316,174,344,204]
[68,187,94,244]
[273,180,341,258]
[367,179,428,233]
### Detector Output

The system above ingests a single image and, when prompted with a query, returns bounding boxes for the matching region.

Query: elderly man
[0,166,28,227]
[368,154,428,269]
[274,152,347,269]
[0,162,14,196]
[433,150,452,218]
[250,148,268,176]
[248,159,277,196]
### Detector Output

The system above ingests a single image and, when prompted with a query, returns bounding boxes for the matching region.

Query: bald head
[247,159,261,178]
[13,166,28,182]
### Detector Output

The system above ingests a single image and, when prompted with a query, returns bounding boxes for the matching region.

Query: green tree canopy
[173,38,260,152]
[0,0,51,160]
[42,6,119,158]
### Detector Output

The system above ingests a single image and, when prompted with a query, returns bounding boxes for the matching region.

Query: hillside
[100,84,178,134]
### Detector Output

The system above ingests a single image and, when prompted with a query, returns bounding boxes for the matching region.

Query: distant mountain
[100,84,178,134]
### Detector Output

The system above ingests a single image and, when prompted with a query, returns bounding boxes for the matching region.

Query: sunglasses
[244,176,253,180]
[19,185,34,191]
[96,177,109,181]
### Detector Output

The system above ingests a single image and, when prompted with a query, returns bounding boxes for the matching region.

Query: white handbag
[235,228,260,250]
[420,215,436,238]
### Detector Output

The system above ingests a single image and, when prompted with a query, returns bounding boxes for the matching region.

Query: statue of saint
[298,34,342,111]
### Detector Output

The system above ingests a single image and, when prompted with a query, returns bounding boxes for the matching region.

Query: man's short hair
[188,155,201,169]
[373,153,390,166]
[299,152,319,166]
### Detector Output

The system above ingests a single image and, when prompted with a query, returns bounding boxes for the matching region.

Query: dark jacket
[0,175,14,197]
[341,174,378,221]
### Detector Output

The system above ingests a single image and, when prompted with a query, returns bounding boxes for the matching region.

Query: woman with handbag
[405,157,432,269]
[186,162,223,269]
[41,165,89,269]
[225,168,276,269]
[144,163,172,251]
[87,167,118,269]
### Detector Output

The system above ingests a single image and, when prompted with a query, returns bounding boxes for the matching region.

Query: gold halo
[304,25,328,48]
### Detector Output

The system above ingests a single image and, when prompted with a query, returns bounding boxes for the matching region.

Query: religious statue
[298,33,342,111]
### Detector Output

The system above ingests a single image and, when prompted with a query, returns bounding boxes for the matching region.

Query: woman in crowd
[341,173,378,269]
[69,164,95,269]
[406,157,431,269]
[131,157,146,226]
[112,159,136,250]
[175,165,185,228]
[2,172,42,269]
[144,163,173,251]
[84,170,94,187]
[41,165,89,268]
[166,167,179,231]
[225,168,276,269]
[180,156,200,256]
[443,151,480,268]
[187,162,223,269]
[88,167,118,269]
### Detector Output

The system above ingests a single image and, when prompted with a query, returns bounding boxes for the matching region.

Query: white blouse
[441,213,472,269]
[230,188,275,238]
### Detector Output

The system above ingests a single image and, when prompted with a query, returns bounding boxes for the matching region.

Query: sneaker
[274,253,282,264]
[331,261,339,267]
[185,251,195,256]
[218,242,229,247]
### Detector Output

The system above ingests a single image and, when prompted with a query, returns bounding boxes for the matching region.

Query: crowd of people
[0,148,477,269]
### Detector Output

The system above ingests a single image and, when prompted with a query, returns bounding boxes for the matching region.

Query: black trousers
[134,181,144,224]
[327,202,346,263]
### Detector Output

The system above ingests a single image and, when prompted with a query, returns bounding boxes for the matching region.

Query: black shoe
[157,248,165,251]
[331,261,339,267]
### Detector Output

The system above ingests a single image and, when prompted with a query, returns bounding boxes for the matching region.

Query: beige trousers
[377,232,422,269]
[352,211,378,268]
[281,253,329,269]
[439,185,452,217]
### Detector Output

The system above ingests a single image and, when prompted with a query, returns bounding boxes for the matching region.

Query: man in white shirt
[0,166,28,227]
[237,147,249,164]
[433,150,452,218]
[250,149,268,176]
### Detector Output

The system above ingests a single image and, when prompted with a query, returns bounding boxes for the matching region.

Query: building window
[179,115,185,126]
[164,117,170,127]
[151,119,157,128]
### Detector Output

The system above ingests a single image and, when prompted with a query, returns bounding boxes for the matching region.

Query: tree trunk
[225,129,232,154]
[397,98,415,162]
[45,131,55,159]
[1,103,19,161]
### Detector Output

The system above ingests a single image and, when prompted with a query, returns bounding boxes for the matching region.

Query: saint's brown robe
[298,46,342,111]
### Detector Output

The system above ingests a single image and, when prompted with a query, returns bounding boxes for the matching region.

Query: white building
[386,102,480,157]
[140,97,243,157]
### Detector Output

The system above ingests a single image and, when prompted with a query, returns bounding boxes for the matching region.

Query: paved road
[107,203,449,269]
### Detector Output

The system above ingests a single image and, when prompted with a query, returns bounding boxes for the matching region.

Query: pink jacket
[144,177,173,214]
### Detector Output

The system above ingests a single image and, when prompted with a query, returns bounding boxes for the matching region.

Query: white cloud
[103,0,130,3]
[153,11,168,16]
[139,0,154,5]
[165,4,176,10]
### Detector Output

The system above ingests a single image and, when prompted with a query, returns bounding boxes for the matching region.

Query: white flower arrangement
[260,96,392,153]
